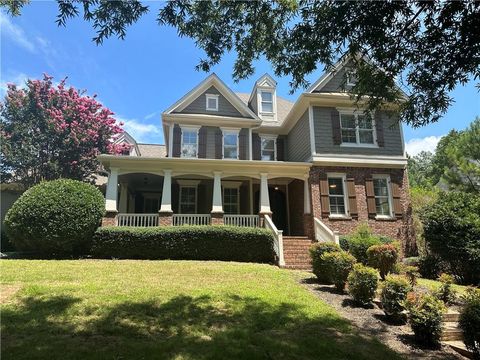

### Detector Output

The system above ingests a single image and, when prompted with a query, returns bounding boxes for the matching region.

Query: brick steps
[282,236,313,270]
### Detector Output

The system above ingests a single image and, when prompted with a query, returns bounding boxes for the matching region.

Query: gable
[311,60,355,93]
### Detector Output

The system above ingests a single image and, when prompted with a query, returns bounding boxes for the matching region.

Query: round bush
[4,179,104,255]
[367,244,399,280]
[346,224,382,264]
[381,275,412,321]
[459,288,480,358]
[347,263,379,305]
[309,242,342,283]
[405,293,445,346]
[322,251,356,292]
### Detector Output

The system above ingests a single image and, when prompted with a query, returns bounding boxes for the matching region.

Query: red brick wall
[309,166,416,255]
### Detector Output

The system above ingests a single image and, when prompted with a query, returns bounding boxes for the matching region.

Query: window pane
[359,130,374,144]
[375,197,390,216]
[261,150,274,161]
[358,116,373,129]
[261,101,273,113]
[224,147,237,159]
[341,114,355,129]
[373,179,388,197]
[207,97,217,109]
[328,178,344,196]
[261,91,272,102]
[224,134,237,146]
[329,196,345,215]
[261,138,275,150]
[341,129,357,143]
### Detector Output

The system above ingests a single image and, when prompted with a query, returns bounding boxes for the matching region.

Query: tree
[0,75,127,187]
[3,1,479,127]
[407,151,435,189]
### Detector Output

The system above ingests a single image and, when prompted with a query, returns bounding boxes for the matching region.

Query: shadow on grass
[1,293,402,360]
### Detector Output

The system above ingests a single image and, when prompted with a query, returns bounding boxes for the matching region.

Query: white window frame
[337,108,378,148]
[205,93,219,111]
[346,68,357,86]
[327,173,349,218]
[180,125,200,158]
[260,134,277,161]
[221,128,240,160]
[222,182,242,215]
[372,174,394,219]
[177,180,200,214]
[260,90,274,114]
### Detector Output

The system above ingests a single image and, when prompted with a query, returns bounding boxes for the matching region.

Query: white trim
[312,154,407,168]
[222,181,243,188]
[180,125,200,159]
[205,93,219,111]
[221,128,240,160]
[326,173,349,216]
[337,109,378,147]
[308,105,316,156]
[372,174,394,219]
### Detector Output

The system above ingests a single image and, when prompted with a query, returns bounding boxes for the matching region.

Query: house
[98,58,413,268]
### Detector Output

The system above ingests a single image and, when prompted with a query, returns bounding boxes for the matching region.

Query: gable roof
[137,144,166,158]
[163,73,259,119]
[236,92,294,126]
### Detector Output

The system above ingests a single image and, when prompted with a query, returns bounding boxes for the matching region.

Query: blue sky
[2,2,479,156]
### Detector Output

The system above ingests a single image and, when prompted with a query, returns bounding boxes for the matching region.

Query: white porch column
[212,171,223,213]
[160,169,172,213]
[119,183,128,213]
[304,174,311,214]
[259,173,271,214]
[105,167,119,212]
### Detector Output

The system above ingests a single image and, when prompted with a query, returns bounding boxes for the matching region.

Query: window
[346,69,357,86]
[179,186,196,214]
[373,176,392,217]
[328,175,347,216]
[143,195,160,213]
[261,136,276,161]
[340,112,376,146]
[181,127,198,158]
[260,91,273,113]
[223,187,239,214]
[206,94,218,111]
[222,130,239,159]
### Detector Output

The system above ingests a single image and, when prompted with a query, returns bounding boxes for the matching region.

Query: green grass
[1,260,401,360]
[417,277,469,294]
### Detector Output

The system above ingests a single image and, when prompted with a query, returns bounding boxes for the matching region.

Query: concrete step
[441,323,463,341]
[443,310,460,323]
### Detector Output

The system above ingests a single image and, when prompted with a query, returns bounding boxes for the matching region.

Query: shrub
[4,179,104,255]
[459,287,480,358]
[381,275,412,321]
[321,251,356,292]
[367,244,399,280]
[309,242,342,283]
[403,265,420,287]
[92,226,275,263]
[339,236,349,251]
[422,191,480,284]
[347,264,379,305]
[0,227,16,252]
[418,253,444,279]
[403,257,420,267]
[345,223,382,264]
[434,273,457,305]
[405,293,445,346]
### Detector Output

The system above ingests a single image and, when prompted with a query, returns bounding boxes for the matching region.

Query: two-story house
[98,58,412,268]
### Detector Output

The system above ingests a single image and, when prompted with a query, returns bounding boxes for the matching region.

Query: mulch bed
[300,274,465,360]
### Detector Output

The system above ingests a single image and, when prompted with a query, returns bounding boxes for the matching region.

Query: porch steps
[282,236,313,270]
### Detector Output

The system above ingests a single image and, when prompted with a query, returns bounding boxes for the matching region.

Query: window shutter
[332,110,341,145]
[276,138,285,161]
[252,133,261,160]
[198,127,207,158]
[365,178,376,218]
[346,177,358,218]
[239,131,247,160]
[391,181,403,218]
[172,125,181,157]
[215,128,223,159]
[319,175,330,217]
[375,112,385,147]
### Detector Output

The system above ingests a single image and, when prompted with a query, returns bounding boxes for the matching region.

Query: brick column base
[258,212,272,228]
[303,213,314,240]
[102,211,118,227]
[211,212,224,225]
[158,211,173,226]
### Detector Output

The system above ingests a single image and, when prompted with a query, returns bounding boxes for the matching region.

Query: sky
[1,2,479,156]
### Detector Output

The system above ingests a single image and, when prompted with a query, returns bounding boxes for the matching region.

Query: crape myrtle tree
[3,0,480,127]
[0,75,128,187]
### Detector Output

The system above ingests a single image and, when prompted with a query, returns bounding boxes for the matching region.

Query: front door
[269,187,288,233]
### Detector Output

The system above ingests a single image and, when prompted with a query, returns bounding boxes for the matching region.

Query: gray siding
[205,126,218,159]
[175,86,250,118]
[287,110,312,162]
[312,107,404,156]
[313,61,355,93]
[249,96,258,115]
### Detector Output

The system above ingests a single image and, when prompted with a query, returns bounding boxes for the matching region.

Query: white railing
[118,213,159,227]
[172,214,211,226]
[314,217,339,244]
[264,214,285,267]
[224,215,259,227]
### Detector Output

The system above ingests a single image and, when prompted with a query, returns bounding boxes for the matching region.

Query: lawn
[1,260,401,360]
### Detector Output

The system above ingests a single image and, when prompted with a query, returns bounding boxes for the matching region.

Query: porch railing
[172,214,211,226]
[264,214,285,267]
[224,215,259,227]
[118,213,159,227]
[313,217,339,244]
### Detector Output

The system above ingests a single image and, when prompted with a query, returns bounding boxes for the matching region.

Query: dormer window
[206,94,219,111]
[260,91,273,113]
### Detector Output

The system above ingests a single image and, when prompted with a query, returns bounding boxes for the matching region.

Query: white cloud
[0,12,35,52]
[405,135,444,156]
[118,117,163,143]
[144,111,159,120]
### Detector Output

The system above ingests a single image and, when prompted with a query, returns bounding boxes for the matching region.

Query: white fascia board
[163,113,261,127]
[312,154,407,168]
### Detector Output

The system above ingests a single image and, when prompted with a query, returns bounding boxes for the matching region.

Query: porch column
[103,167,119,226]
[304,175,311,214]
[259,173,271,214]
[159,169,173,226]
[119,183,128,213]
[303,173,314,239]
[211,171,224,225]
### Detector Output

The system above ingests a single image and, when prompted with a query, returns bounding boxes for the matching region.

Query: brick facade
[101,211,118,227]
[211,212,224,225]
[309,166,416,256]
[158,211,173,226]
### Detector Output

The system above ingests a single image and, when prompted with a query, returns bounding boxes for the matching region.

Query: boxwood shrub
[381,275,412,322]
[92,225,275,263]
[321,251,357,292]
[309,242,342,283]
[347,263,379,306]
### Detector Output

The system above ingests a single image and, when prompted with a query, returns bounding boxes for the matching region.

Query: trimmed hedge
[347,264,379,305]
[92,226,275,263]
[309,242,342,283]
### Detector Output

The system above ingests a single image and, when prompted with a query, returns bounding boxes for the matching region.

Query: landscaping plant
[309,242,342,283]
[380,275,412,322]
[459,287,480,359]
[343,223,381,264]
[418,253,444,280]
[347,263,379,306]
[321,251,356,292]
[367,243,399,280]
[403,265,420,287]
[434,273,457,305]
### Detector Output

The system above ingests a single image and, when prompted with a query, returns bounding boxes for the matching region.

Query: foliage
[309,242,342,284]
[380,275,412,321]
[418,254,444,280]
[403,266,420,287]
[422,191,480,284]
[92,226,275,263]
[408,151,436,189]
[0,75,127,186]
[405,293,446,347]
[344,223,382,265]
[434,273,457,305]
[0,227,16,252]
[4,179,104,255]
[459,287,480,358]
[347,264,379,306]
[321,251,357,292]
[367,244,399,280]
